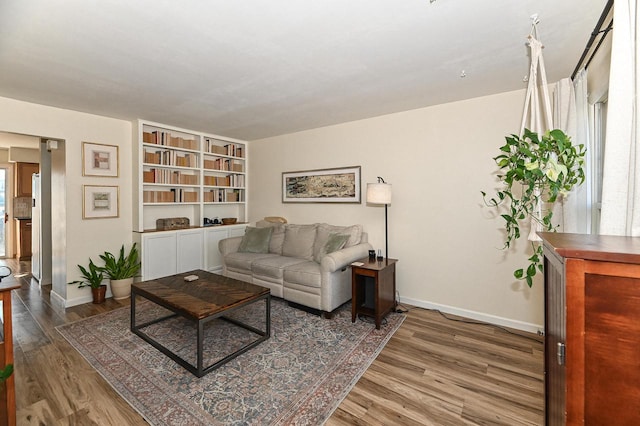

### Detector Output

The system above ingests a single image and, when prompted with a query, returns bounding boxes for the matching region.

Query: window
[591,99,607,234]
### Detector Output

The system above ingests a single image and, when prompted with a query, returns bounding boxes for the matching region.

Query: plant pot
[110,277,133,300]
[92,285,107,304]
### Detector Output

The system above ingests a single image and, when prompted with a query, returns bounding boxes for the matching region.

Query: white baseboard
[398,296,543,334]
[64,294,94,307]
[49,289,68,310]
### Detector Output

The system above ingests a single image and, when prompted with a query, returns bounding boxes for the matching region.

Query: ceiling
[0,0,606,141]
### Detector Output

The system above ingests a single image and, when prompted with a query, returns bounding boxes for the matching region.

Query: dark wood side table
[351,257,398,329]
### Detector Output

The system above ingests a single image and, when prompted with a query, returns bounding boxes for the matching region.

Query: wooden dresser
[540,233,640,425]
[1,281,19,426]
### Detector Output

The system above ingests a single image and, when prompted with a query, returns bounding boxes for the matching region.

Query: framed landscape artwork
[282,166,361,203]
[82,142,119,177]
[83,185,119,219]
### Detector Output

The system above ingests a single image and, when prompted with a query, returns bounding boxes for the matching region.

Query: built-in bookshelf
[133,120,247,232]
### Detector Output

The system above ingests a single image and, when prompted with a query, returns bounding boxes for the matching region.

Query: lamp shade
[366,183,392,205]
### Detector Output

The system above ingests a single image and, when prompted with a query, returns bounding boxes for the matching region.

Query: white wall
[0,96,133,307]
[8,147,39,163]
[250,88,544,331]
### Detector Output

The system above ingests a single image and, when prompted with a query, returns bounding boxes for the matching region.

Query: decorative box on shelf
[156,217,190,230]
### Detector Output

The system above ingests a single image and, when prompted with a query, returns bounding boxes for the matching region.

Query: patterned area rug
[57,298,405,425]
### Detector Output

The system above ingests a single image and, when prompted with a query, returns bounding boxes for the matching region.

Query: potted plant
[99,243,141,300]
[482,128,586,287]
[68,258,106,303]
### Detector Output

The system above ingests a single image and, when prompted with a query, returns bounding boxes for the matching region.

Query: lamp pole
[384,202,388,259]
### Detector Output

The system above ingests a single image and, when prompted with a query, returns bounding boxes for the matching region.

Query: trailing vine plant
[0,363,13,386]
[482,128,586,287]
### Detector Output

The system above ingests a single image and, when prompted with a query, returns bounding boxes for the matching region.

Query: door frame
[0,163,13,258]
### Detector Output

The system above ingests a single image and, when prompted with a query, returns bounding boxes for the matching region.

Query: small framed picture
[82,142,119,177]
[83,185,119,219]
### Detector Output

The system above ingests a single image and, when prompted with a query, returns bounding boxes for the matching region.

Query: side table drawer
[353,267,376,277]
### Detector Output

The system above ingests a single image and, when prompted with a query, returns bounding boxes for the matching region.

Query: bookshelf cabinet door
[177,229,204,273]
[142,232,177,281]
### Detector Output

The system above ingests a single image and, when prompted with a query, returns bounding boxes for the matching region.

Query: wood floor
[4,258,544,425]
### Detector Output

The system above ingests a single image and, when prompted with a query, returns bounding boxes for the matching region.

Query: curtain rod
[571,0,614,80]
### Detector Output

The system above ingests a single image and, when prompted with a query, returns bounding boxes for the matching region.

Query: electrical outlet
[537,329,545,336]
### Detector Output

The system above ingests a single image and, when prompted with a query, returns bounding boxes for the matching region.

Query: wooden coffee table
[130,270,270,377]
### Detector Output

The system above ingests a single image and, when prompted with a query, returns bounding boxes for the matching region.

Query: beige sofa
[219,221,372,314]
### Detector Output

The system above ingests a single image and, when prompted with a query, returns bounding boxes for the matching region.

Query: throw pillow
[256,221,285,254]
[313,223,363,260]
[238,226,273,253]
[282,224,317,260]
[314,233,349,263]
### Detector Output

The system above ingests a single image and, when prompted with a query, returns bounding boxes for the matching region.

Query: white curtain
[551,73,592,234]
[600,0,640,236]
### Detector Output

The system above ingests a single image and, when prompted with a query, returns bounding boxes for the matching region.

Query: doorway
[0,167,6,257]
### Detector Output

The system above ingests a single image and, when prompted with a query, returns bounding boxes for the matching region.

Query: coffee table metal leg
[197,320,204,377]
[130,289,136,332]
[266,295,271,337]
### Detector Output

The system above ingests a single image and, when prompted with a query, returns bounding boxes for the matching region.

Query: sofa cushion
[284,261,322,288]
[256,221,285,255]
[313,233,350,263]
[313,223,362,260]
[282,224,317,260]
[252,256,308,281]
[238,226,273,253]
[225,252,277,273]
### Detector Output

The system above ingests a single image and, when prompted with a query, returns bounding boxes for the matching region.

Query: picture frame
[83,185,119,219]
[282,166,361,203]
[82,142,119,177]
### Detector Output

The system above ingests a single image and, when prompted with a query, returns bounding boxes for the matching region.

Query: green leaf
[0,363,13,382]
[525,275,533,288]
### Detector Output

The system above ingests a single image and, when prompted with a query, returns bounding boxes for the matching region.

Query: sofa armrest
[320,242,373,273]
[218,236,243,256]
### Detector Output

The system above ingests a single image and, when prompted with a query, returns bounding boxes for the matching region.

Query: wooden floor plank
[4,258,544,425]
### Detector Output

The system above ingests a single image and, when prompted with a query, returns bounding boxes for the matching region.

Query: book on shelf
[224,143,244,158]
[181,190,198,202]
[179,173,198,185]
[231,160,244,172]
[143,170,155,183]
[144,149,198,168]
[144,168,198,185]
[143,130,198,150]
[143,188,198,203]
[204,138,245,157]
[209,145,227,155]
[143,190,174,203]
[203,188,239,203]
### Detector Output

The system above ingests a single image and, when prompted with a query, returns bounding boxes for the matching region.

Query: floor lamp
[366,177,392,259]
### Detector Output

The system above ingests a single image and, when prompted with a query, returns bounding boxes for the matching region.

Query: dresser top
[539,232,640,264]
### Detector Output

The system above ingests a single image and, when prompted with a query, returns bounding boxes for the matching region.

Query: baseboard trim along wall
[399,296,543,334]
[64,289,114,308]
[49,289,69,310]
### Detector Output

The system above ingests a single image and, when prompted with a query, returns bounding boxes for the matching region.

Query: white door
[0,168,6,258]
